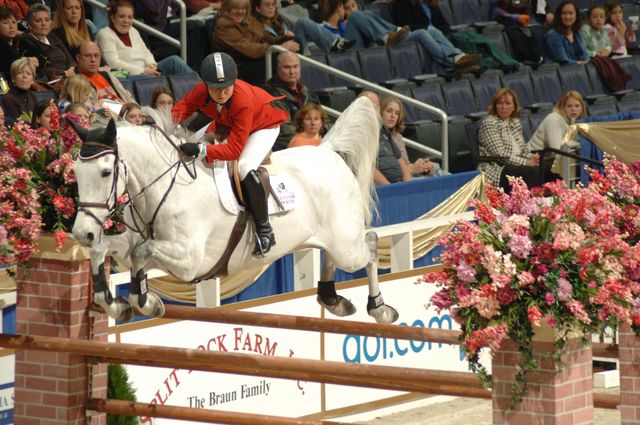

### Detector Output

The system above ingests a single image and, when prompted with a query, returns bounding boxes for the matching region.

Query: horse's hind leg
[128,239,165,318]
[365,231,399,324]
[316,254,357,317]
[90,239,133,322]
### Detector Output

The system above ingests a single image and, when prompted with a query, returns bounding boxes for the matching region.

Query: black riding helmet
[200,52,238,89]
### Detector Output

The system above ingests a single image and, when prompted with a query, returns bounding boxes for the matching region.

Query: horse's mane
[321,97,380,225]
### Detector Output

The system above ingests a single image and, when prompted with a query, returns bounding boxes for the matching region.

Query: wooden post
[14,236,107,425]
[619,323,640,424]
[492,326,593,424]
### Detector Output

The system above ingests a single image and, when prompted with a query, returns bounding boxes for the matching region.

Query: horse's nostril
[87,232,94,242]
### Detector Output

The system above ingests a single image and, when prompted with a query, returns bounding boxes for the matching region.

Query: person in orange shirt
[174,52,288,256]
[288,103,326,148]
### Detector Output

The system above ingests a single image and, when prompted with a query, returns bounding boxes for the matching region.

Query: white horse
[69,97,398,324]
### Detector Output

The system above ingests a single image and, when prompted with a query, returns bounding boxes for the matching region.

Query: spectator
[30,99,55,130]
[0,0,28,21]
[580,5,611,58]
[213,0,299,85]
[135,0,208,71]
[0,6,36,80]
[58,73,101,112]
[324,0,481,76]
[151,85,175,114]
[606,1,636,57]
[288,103,325,147]
[119,101,144,124]
[528,90,586,161]
[96,0,192,81]
[545,1,589,65]
[65,101,91,125]
[74,41,135,104]
[52,0,93,58]
[264,51,321,151]
[3,57,37,122]
[254,0,354,54]
[380,95,444,178]
[20,4,76,80]
[478,88,557,192]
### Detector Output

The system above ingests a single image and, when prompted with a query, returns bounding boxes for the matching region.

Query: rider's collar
[205,93,233,111]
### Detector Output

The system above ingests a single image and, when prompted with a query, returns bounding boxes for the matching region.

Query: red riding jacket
[172,80,288,162]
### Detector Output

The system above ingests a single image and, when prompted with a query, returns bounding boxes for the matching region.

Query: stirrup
[252,232,276,257]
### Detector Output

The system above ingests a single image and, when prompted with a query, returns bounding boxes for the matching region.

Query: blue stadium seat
[500,72,537,108]
[411,85,447,121]
[520,115,533,141]
[120,79,134,98]
[448,117,475,173]
[168,72,201,102]
[437,0,455,27]
[616,56,640,91]
[588,102,618,116]
[442,80,480,116]
[388,43,439,82]
[616,97,640,112]
[528,112,548,139]
[450,0,483,25]
[557,64,610,103]
[584,63,632,98]
[471,75,502,111]
[530,67,563,104]
[326,50,363,88]
[365,2,394,24]
[301,54,333,91]
[358,47,411,87]
[133,76,169,106]
[33,90,57,102]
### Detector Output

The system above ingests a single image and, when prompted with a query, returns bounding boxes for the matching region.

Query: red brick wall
[619,323,640,425]
[14,250,107,425]
[492,337,593,425]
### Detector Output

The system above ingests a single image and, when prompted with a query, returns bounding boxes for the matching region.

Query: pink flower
[508,233,533,259]
[54,230,67,251]
[557,277,573,301]
[567,300,591,324]
[527,305,543,326]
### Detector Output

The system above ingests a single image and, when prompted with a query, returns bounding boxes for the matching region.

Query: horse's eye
[101,170,112,178]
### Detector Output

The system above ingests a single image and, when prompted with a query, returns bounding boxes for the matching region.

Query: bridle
[76,124,197,241]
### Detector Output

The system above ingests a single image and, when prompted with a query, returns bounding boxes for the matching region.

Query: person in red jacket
[174,52,288,257]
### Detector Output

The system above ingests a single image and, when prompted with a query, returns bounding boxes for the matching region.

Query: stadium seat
[33,90,57,102]
[520,115,533,141]
[528,112,548,139]
[326,50,363,88]
[471,75,502,111]
[585,63,633,99]
[411,85,447,121]
[365,2,394,24]
[168,72,201,103]
[358,47,411,88]
[437,0,455,28]
[449,0,483,25]
[388,43,440,82]
[588,102,618,117]
[616,97,640,112]
[448,117,475,173]
[500,71,539,109]
[616,56,640,91]
[441,80,480,116]
[134,76,169,106]
[120,79,134,97]
[301,54,334,91]
[530,66,563,104]
[403,120,443,161]
[557,64,611,103]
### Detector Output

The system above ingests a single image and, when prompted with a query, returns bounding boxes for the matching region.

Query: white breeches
[238,127,279,180]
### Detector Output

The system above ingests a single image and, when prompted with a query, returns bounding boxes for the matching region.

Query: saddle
[227,155,283,211]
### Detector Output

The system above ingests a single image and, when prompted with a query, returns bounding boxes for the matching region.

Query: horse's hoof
[316,295,357,317]
[130,292,165,318]
[112,296,134,323]
[368,304,399,324]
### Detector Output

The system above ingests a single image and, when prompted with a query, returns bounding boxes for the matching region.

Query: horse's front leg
[128,239,165,318]
[89,238,133,322]
[365,231,399,324]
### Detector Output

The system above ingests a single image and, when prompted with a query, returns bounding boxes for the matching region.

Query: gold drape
[565,119,640,164]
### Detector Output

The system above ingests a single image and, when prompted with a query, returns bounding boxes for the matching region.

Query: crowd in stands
[2,0,640,194]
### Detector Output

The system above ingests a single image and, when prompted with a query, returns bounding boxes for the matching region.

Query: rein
[78,125,197,241]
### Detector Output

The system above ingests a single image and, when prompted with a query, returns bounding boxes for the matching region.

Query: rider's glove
[180,143,204,158]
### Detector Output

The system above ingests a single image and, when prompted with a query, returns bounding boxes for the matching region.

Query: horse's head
[69,119,122,247]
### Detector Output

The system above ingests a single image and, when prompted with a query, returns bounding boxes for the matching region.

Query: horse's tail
[321,97,380,225]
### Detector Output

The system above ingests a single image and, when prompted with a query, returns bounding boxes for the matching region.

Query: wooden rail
[161,305,618,358]
[87,398,351,425]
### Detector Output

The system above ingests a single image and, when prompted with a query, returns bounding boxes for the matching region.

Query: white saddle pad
[211,160,298,216]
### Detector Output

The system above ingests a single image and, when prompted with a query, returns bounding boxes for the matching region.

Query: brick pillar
[619,323,640,424]
[14,235,107,425]
[492,326,593,425]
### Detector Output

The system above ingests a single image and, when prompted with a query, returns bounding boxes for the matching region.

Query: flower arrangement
[0,102,82,264]
[423,176,640,406]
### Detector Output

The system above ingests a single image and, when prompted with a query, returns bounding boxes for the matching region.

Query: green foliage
[107,364,137,425]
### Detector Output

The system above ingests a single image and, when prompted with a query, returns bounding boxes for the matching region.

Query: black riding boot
[241,170,276,256]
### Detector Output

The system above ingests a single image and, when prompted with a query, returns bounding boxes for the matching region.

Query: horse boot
[241,169,276,256]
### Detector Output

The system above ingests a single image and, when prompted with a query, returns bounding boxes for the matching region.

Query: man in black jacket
[264,51,321,151]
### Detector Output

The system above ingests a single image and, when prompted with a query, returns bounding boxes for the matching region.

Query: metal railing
[265,45,450,171]
[84,0,188,62]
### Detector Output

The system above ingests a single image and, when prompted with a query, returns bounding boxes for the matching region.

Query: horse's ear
[104,119,117,145]
[65,117,88,142]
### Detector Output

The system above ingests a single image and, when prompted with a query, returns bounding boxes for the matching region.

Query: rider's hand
[180,143,202,157]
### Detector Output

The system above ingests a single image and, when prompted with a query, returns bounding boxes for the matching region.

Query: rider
[174,52,288,256]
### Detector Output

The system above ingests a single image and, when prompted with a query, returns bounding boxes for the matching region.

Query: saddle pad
[211,160,298,216]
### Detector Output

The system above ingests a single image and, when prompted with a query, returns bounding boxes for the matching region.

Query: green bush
[107,364,137,425]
